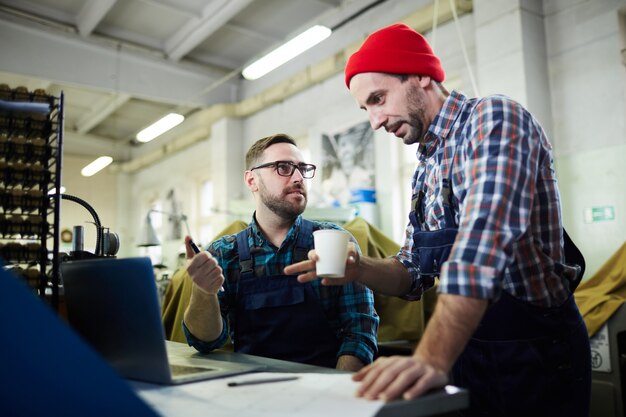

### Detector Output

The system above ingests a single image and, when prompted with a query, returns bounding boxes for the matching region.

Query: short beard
[402,83,429,145]
[259,180,306,220]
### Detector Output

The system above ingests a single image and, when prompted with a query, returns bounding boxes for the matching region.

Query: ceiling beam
[76,93,131,134]
[0,16,236,107]
[64,130,131,161]
[76,0,117,36]
[224,22,279,43]
[165,0,255,61]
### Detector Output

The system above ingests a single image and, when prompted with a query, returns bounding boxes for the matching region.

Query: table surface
[133,341,469,417]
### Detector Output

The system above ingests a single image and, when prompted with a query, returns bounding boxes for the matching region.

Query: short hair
[386,73,409,82]
[245,133,297,169]
[386,73,443,90]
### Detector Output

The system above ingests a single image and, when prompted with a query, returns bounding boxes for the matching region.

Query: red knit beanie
[344,23,445,88]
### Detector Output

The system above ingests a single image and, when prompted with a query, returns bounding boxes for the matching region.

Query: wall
[545,0,626,278]
[557,143,626,279]
[58,155,118,255]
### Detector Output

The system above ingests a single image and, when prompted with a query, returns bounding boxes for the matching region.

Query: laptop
[61,256,261,385]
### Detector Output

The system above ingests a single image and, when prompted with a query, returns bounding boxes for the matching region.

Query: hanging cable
[431,0,440,51]
[448,0,479,96]
[330,0,388,31]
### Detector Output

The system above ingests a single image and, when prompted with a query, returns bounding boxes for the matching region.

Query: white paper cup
[313,230,350,278]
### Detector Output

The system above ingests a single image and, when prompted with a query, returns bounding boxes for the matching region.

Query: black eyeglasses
[250,160,316,179]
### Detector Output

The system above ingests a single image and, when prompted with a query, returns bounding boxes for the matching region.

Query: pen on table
[189,238,224,292]
[227,376,300,387]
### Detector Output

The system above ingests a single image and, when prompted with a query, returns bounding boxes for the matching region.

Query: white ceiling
[0,0,395,163]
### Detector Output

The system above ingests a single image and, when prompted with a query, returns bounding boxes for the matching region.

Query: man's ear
[244,170,258,192]
[412,74,431,88]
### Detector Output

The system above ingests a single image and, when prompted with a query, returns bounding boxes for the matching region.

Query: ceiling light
[242,25,332,81]
[81,156,113,177]
[136,113,185,143]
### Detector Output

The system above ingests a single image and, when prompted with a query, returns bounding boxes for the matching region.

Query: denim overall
[233,220,340,368]
[411,162,591,416]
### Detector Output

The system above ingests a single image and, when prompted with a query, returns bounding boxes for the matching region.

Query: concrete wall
[58,155,119,255]
[545,0,626,278]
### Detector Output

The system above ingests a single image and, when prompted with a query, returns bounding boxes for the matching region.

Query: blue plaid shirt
[183,215,379,364]
[396,90,577,307]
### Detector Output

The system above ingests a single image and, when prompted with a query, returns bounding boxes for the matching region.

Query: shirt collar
[419,90,467,159]
[250,212,302,248]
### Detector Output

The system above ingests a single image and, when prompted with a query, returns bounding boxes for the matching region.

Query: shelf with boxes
[0,84,63,310]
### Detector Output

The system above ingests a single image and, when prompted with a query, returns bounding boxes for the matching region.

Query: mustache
[385,120,404,133]
[284,184,306,194]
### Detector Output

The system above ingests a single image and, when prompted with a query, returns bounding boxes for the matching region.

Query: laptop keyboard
[170,364,216,376]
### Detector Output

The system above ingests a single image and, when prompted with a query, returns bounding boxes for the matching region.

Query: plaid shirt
[396,90,576,307]
[183,215,379,364]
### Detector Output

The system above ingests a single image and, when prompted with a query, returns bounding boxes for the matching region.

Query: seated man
[182,134,378,371]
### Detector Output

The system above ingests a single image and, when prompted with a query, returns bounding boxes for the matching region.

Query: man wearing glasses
[182,134,378,371]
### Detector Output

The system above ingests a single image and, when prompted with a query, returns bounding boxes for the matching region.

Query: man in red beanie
[285,23,590,416]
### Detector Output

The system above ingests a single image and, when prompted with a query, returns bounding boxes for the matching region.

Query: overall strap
[413,138,460,229]
[440,135,460,228]
[441,179,457,228]
[293,219,313,263]
[236,227,254,279]
[563,228,585,291]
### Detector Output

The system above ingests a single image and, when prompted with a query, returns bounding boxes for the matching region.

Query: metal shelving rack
[0,85,63,310]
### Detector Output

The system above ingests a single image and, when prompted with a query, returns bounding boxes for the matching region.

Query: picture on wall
[321,121,375,208]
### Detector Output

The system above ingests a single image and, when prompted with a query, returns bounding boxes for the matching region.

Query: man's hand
[352,355,448,402]
[352,294,487,402]
[184,236,224,295]
[284,241,359,286]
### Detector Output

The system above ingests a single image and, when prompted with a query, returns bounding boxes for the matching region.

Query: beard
[258,179,307,220]
[398,82,429,145]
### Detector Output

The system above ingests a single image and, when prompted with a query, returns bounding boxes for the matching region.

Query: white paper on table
[135,372,384,417]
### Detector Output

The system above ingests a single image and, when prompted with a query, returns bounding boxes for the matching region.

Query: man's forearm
[183,283,223,342]
[336,355,365,372]
[357,256,412,296]
[414,293,487,372]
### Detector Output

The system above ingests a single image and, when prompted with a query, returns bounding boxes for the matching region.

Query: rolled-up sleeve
[336,281,379,364]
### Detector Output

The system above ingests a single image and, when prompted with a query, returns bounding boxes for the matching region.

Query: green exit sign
[584,206,616,223]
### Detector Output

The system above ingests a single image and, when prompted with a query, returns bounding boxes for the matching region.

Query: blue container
[350,188,376,204]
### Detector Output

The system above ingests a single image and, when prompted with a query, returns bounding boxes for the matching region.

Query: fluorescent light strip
[242,25,332,81]
[81,156,113,177]
[136,113,185,143]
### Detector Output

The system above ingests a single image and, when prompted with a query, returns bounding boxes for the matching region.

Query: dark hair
[386,73,410,82]
[386,73,443,89]
[245,133,297,169]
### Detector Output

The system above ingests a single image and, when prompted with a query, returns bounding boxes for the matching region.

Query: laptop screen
[61,257,172,381]
[61,256,263,385]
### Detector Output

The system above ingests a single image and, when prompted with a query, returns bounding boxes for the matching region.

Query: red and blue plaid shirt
[397,90,576,307]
